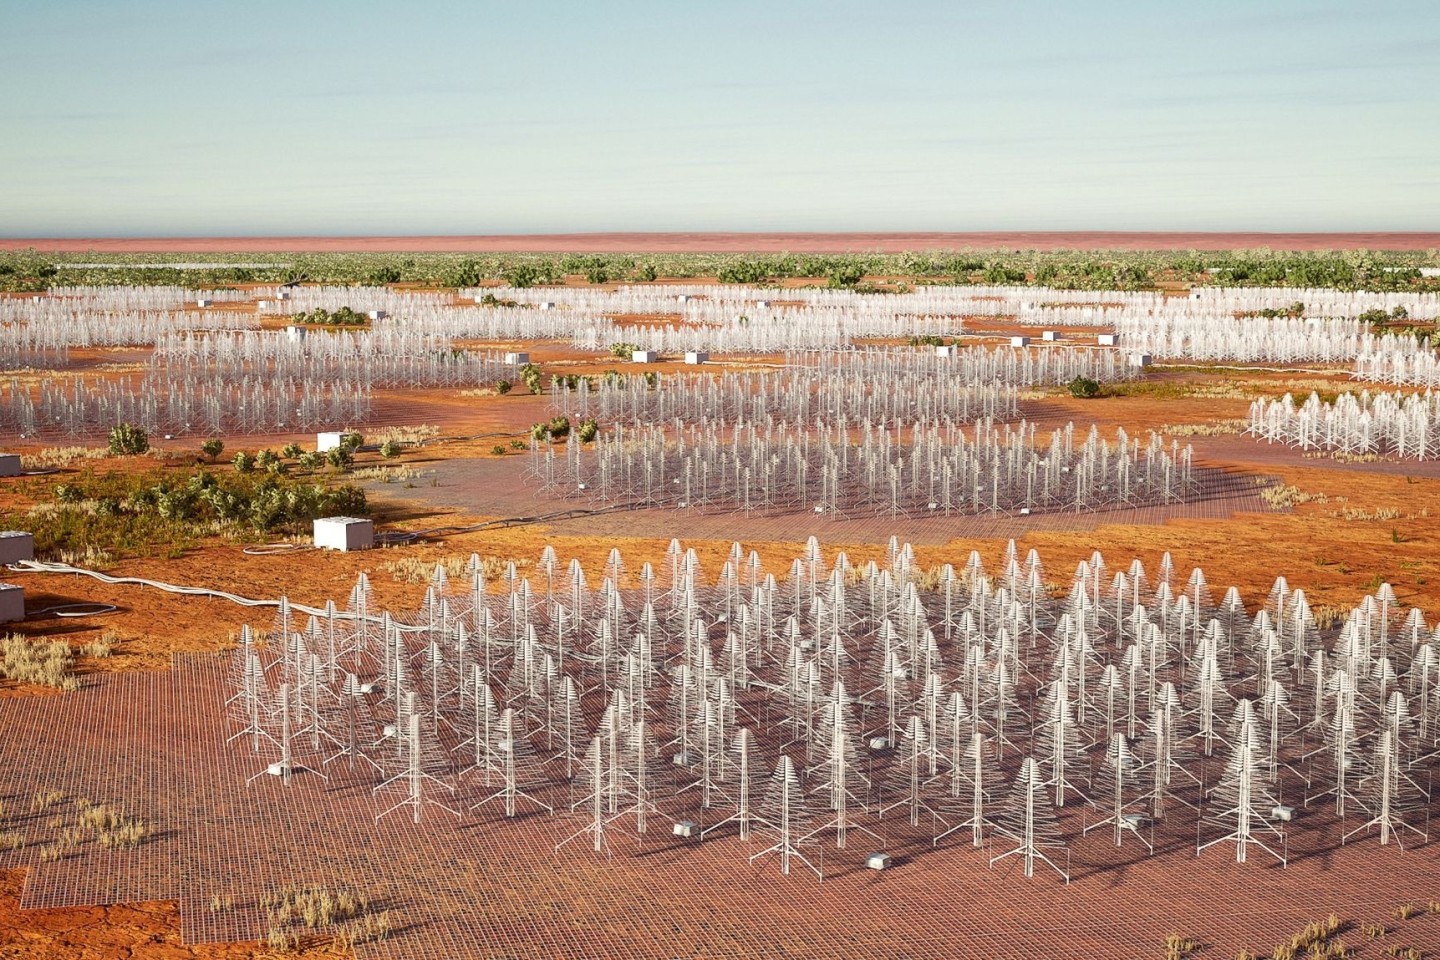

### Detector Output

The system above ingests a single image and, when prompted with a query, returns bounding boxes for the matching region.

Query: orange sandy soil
[5,286,1440,956]
[5,232,1440,253]
[0,869,341,960]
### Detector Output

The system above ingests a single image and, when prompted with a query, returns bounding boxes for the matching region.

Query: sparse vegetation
[2,467,367,562]
[1,636,77,690]
[259,883,392,952]
[1260,484,1329,509]
[1159,419,1247,437]
[80,628,119,659]
[380,553,531,584]
[290,305,367,326]
[370,424,438,446]
[1162,933,1199,960]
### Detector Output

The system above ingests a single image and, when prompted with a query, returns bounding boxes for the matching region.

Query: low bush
[3,467,367,561]
[1067,376,1102,398]
[108,423,149,456]
[290,305,366,326]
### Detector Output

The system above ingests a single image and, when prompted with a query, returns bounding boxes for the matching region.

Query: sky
[1,0,1437,236]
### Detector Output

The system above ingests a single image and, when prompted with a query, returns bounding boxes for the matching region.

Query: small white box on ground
[755,299,770,308]
[1128,353,1153,368]
[257,299,271,308]
[672,821,698,838]
[1272,805,1295,822]
[538,302,556,311]
[866,852,892,871]
[1098,333,1118,346]
[676,294,690,304]
[684,351,708,365]
[284,325,307,342]
[313,517,374,552]
[1009,336,1031,347]
[0,454,20,477]
[196,298,213,308]
[632,350,657,363]
[0,532,34,564]
[0,583,24,623]
[504,352,530,365]
[1042,330,1063,342]
[367,309,387,321]
[316,432,346,452]
[277,289,291,300]
[935,344,958,358]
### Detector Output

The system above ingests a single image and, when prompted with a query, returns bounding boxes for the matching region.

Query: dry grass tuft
[77,802,149,848]
[370,424,440,445]
[380,553,531,584]
[351,463,429,484]
[1159,419,1247,438]
[80,627,119,659]
[1,636,77,690]
[1260,484,1329,509]
[26,446,109,467]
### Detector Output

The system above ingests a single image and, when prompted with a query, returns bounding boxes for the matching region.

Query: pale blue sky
[1,0,1436,235]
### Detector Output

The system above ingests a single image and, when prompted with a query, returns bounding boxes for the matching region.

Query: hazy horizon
[3,0,1437,236]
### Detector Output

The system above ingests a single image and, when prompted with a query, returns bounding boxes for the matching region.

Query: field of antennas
[4,248,1440,960]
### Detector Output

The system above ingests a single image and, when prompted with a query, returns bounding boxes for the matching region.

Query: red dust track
[3,232,1440,253]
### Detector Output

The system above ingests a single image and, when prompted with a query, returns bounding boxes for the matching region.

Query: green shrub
[297,451,323,472]
[232,451,256,473]
[280,443,303,460]
[3,467,368,564]
[495,379,512,395]
[326,448,353,471]
[379,440,401,459]
[200,438,225,462]
[1067,376,1102,399]
[108,424,149,456]
[508,439,525,450]
[717,259,770,284]
[255,449,279,470]
[340,432,364,453]
[491,445,506,456]
[609,342,640,359]
[577,418,599,443]
[502,263,540,288]
[291,306,367,326]
[547,416,571,440]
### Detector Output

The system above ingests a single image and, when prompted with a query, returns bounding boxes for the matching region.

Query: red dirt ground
[6,284,1440,958]
[4,232,1440,253]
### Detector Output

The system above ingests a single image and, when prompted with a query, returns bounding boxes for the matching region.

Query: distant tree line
[3,248,1436,294]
